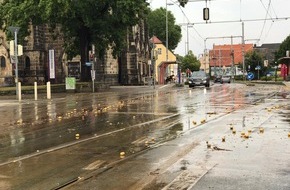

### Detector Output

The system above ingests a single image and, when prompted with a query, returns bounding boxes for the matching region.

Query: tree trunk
[79,27,90,81]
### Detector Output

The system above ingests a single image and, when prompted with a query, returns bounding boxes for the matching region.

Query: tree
[147,8,182,51]
[276,35,290,62]
[178,0,189,7]
[245,51,264,79]
[0,0,149,81]
[179,50,200,72]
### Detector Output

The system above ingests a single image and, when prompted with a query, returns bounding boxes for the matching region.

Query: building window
[0,56,6,68]
[25,56,30,70]
[157,48,162,55]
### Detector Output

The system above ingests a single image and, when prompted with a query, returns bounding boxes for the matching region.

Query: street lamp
[8,26,20,98]
[166,0,169,61]
[275,62,277,82]
[186,24,193,54]
[165,1,173,61]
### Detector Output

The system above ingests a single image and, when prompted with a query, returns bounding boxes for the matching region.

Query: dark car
[214,75,222,83]
[188,71,210,88]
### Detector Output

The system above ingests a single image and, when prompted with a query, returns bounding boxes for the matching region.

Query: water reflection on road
[0,83,283,189]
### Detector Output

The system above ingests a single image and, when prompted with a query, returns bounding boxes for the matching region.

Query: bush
[234,75,244,81]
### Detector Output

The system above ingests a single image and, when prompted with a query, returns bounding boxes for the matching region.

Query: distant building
[199,53,210,74]
[254,43,280,65]
[150,36,177,84]
[209,44,253,76]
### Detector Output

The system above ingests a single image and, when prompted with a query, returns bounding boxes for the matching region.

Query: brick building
[209,44,253,76]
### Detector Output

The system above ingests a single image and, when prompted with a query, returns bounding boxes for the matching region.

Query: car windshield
[191,71,206,78]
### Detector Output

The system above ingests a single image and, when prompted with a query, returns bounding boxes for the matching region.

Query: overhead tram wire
[169,0,205,51]
[270,1,278,19]
[174,0,204,40]
[178,17,290,25]
[258,0,272,41]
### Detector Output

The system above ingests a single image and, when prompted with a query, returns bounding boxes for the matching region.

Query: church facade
[0,21,150,87]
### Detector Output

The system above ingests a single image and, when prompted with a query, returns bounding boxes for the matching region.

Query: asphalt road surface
[0,83,289,190]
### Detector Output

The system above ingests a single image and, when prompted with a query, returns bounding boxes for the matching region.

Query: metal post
[258,62,260,80]
[91,45,95,93]
[47,81,51,100]
[92,62,95,92]
[8,26,20,99]
[242,22,245,81]
[34,82,38,100]
[166,0,169,61]
[186,25,189,54]
[204,39,207,73]
[231,36,234,81]
[18,82,21,101]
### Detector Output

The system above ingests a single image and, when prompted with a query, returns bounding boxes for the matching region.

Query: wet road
[0,83,289,190]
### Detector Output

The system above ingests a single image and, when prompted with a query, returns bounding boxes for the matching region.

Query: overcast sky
[147,0,290,57]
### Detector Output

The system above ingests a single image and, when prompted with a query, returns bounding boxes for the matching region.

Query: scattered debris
[212,146,232,151]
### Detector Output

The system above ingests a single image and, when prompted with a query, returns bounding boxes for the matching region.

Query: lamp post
[166,0,169,61]
[275,62,277,82]
[8,26,20,98]
[186,24,193,54]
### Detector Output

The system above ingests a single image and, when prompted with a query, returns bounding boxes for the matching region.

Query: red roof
[209,44,253,67]
[150,36,163,44]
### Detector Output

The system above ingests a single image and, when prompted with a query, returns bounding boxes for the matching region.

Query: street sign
[255,66,261,70]
[65,77,76,90]
[247,72,254,80]
[85,62,92,66]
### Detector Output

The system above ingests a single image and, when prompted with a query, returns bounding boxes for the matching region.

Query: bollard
[47,81,51,99]
[34,82,38,100]
[18,82,21,101]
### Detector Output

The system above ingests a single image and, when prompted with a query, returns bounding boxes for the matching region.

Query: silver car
[220,75,231,84]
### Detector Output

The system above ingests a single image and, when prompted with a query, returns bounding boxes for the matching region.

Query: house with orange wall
[150,36,177,84]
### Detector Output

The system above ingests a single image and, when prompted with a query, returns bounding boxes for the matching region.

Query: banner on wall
[49,49,55,79]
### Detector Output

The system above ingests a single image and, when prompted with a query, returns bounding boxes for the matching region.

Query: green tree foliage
[147,8,182,51]
[276,35,290,62]
[178,0,189,7]
[0,0,149,80]
[179,51,200,72]
[245,51,265,79]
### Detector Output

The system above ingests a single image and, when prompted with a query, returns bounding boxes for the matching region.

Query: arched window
[25,56,30,70]
[0,56,6,68]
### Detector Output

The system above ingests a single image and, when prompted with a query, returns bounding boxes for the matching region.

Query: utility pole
[242,22,245,81]
[166,0,169,61]
[186,24,193,55]
[231,36,234,80]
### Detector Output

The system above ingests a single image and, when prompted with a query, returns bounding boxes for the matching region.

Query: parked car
[220,75,231,84]
[188,71,210,87]
[214,75,222,83]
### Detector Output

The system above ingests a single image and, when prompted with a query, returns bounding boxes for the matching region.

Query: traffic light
[203,8,209,21]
